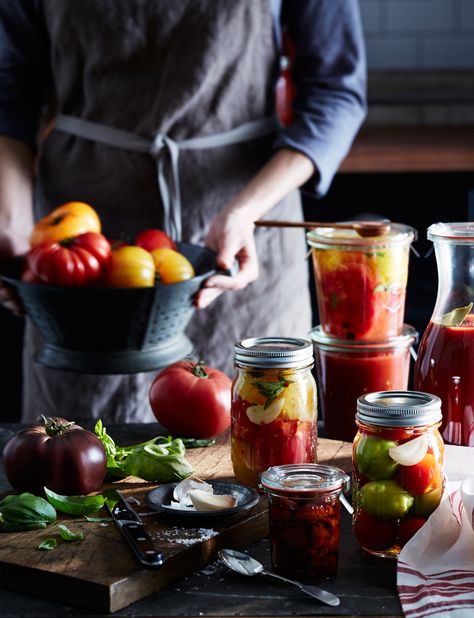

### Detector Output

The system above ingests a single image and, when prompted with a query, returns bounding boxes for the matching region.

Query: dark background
[2,170,473,422]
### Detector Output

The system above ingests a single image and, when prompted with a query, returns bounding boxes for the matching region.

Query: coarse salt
[152,527,218,546]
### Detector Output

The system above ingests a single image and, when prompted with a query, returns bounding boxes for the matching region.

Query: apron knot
[150,133,182,241]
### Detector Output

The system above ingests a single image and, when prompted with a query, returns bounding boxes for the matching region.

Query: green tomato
[412,487,443,518]
[360,480,414,519]
[354,435,399,480]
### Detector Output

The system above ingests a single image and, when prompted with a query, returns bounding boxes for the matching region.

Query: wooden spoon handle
[254,220,354,229]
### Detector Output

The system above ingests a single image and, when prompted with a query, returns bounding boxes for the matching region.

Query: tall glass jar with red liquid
[414,223,474,446]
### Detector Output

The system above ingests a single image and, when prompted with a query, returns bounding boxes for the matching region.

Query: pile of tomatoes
[23,201,195,288]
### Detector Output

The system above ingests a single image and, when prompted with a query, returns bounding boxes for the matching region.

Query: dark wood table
[0,422,402,618]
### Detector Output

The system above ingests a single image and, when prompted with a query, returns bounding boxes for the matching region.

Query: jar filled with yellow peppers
[231,337,317,488]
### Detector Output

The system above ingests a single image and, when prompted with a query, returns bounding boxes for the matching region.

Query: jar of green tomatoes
[352,390,445,558]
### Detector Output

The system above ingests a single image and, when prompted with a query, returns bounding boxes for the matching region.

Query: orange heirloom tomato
[30,202,101,247]
[105,245,155,288]
[151,248,195,284]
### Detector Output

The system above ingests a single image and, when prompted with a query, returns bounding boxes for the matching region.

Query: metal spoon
[218,548,340,607]
[254,219,390,238]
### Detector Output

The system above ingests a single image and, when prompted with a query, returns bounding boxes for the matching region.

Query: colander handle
[217,261,239,278]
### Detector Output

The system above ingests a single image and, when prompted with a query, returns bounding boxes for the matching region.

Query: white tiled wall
[360,0,474,69]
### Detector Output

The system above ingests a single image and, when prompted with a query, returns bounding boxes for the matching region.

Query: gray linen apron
[23,0,311,424]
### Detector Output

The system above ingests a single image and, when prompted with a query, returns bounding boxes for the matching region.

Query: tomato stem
[41,415,75,437]
[191,360,209,379]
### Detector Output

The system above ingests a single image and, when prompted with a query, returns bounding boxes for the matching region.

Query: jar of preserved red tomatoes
[231,337,317,488]
[261,463,350,582]
[352,391,444,558]
[311,324,418,442]
[307,223,416,341]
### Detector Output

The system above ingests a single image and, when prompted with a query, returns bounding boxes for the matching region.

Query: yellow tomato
[30,201,101,246]
[105,246,155,288]
[151,248,195,284]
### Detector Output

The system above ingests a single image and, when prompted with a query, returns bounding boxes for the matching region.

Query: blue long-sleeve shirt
[0,0,366,198]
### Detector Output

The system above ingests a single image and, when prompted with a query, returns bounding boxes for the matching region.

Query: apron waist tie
[55,114,280,241]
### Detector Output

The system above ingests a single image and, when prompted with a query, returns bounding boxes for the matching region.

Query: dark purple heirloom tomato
[3,417,106,495]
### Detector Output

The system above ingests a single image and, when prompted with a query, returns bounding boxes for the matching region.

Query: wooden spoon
[254,219,391,238]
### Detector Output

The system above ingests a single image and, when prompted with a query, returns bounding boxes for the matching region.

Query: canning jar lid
[428,222,474,244]
[310,324,418,352]
[234,337,313,368]
[356,391,442,427]
[260,464,350,494]
[306,222,416,250]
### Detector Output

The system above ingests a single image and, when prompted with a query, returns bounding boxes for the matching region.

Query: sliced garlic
[188,489,237,511]
[246,397,285,425]
[389,434,429,466]
[173,477,213,502]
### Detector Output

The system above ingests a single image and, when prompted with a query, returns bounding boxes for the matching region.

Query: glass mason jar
[311,325,418,442]
[261,464,350,582]
[231,337,317,488]
[306,223,416,341]
[414,222,474,446]
[352,391,445,559]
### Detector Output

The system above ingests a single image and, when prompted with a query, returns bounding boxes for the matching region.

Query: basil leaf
[94,419,117,458]
[122,445,193,482]
[255,378,291,409]
[44,487,105,516]
[85,516,113,522]
[0,493,56,532]
[38,538,57,551]
[181,438,216,448]
[58,524,84,542]
[438,302,473,327]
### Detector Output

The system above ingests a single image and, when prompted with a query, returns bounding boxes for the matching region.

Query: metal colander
[1,243,226,374]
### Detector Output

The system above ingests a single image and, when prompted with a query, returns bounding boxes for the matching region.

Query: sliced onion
[388,434,429,466]
[246,397,285,425]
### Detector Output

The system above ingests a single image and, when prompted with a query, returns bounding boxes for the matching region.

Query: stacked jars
[231,337,317,489]
[307,223,417,442]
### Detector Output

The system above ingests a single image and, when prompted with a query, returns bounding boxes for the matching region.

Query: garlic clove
[246,397,285,425]
[389,434,429,466]
[173,477,213,502]
[188,489,237,511]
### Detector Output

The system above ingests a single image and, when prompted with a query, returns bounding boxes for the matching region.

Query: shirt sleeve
[0,0,50,151]
[274,0,367,197]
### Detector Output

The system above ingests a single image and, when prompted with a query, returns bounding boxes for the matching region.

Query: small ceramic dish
[145,480,260,518]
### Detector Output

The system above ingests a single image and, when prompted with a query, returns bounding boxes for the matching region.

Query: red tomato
[353,509,397,551]
[398,517,427,546]
[3,416,106,495]
[135,229,176,252]
[27,232,111,286]
[30,201,101,247]
[399,453,442,495]
[104,245,155,288]
[149,360,232,438]
[319,262,376,338]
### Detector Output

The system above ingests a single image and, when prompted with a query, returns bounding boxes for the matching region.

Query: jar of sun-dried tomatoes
[231,337,317,488]
[261,464,350,582]
[353,391,444,558]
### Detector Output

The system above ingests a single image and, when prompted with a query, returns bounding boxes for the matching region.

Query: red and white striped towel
[397,445,474,618]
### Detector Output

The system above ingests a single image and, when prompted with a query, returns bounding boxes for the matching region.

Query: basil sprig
[94,420,194,482]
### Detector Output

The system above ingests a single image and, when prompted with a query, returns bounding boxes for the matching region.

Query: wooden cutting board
[0,436,351,613]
